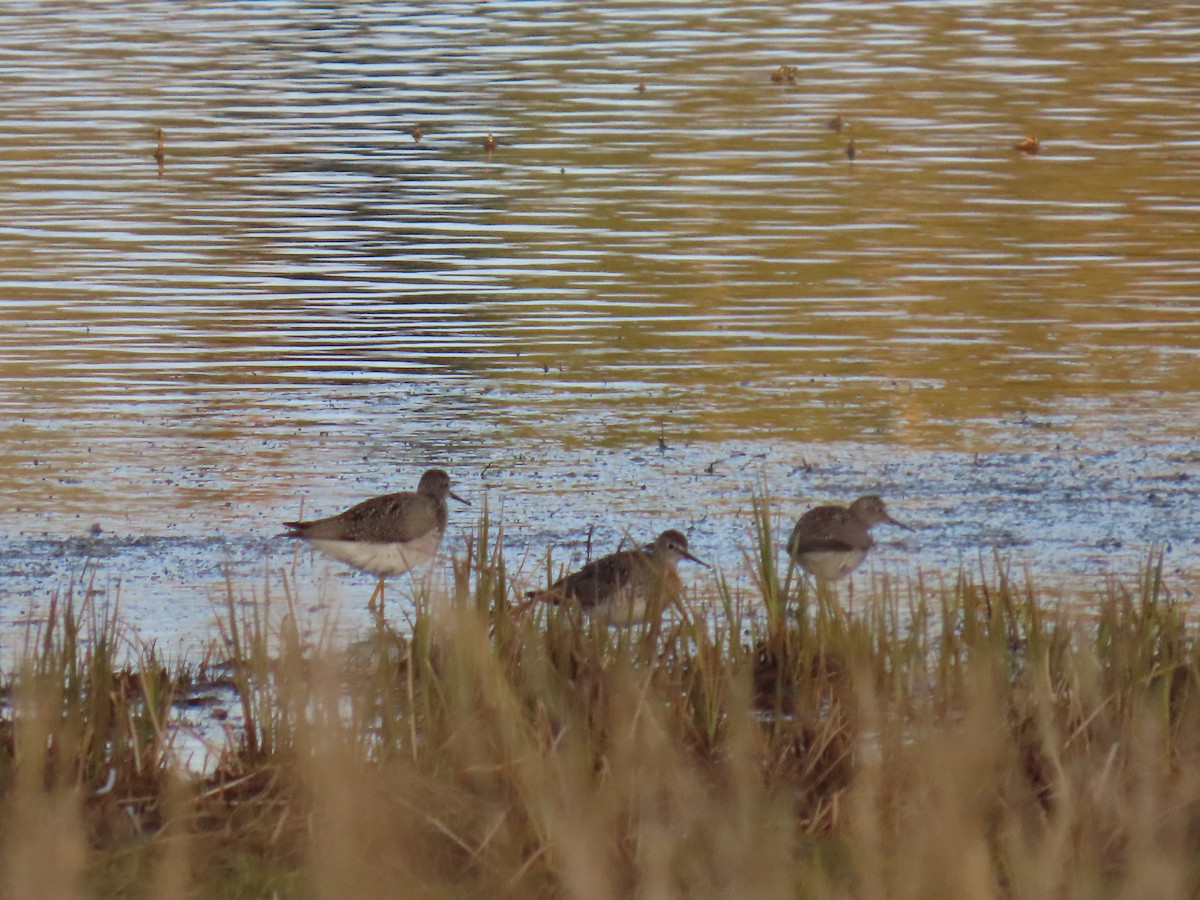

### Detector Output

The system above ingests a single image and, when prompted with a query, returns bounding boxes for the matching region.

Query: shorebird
[284,468,467,615]
[525,529,708,624]
[786,495,909,582]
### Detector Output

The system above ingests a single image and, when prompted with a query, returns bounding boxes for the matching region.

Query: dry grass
[2,514,1199,898]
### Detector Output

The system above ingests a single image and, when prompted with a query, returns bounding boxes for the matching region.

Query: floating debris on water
[1015,135,1040,155]
[770,64,798,85]
[153,127,165,175]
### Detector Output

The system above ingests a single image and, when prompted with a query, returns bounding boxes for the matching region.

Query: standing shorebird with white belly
[787,495,909,583]
[525,529,708,624]
[284,468,467,618]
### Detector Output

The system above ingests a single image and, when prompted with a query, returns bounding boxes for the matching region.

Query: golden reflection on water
[1,1,1199,527]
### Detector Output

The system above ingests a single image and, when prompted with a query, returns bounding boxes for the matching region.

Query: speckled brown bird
[528,529,707,623]
[787,495,908,582]
[284,468,467,613]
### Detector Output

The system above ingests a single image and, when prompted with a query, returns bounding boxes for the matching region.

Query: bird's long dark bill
[683,550,710,568]
[450,491,470,505]
[886,515,912,530]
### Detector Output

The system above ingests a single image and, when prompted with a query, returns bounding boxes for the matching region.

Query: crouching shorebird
[787,495,909,582]
[284,468,467,617]
[525,529,708,624]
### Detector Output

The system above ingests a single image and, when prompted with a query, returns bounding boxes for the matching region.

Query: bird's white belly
[599,574,682,625]
[795,550,867,582]
[603,583,651,624]
[308,529,444,577]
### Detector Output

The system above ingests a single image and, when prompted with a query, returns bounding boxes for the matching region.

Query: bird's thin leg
[368,577,386,626]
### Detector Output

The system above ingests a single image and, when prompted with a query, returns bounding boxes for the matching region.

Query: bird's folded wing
[554,553,636,610]
[788,535,861,554]
[293,494,439,542]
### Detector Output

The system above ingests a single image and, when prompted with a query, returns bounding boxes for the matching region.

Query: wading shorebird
[284,468,467,616]
[525,529,708,624]
[786,495,909,582]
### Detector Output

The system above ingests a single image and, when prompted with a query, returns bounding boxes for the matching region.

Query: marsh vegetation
[2,511,1198,898]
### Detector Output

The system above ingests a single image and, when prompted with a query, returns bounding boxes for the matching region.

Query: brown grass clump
[1,516,1199,898]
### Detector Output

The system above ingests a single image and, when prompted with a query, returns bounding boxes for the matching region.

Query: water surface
[2,2,1198,651]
